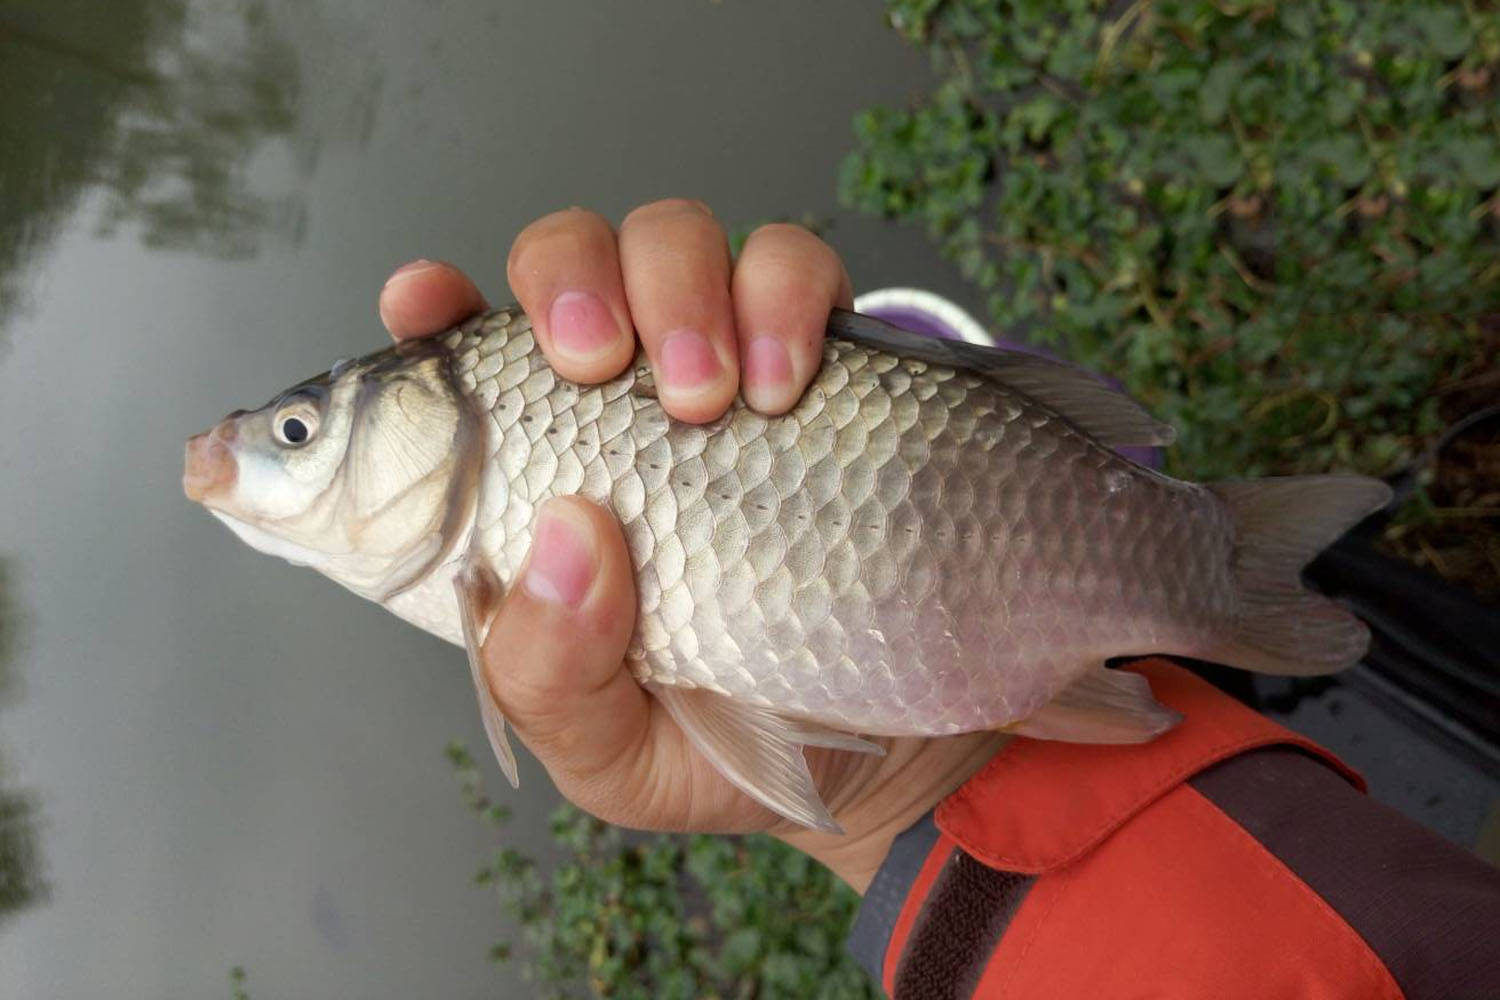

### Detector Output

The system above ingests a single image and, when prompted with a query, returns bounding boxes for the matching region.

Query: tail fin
[1204,476,1393,676]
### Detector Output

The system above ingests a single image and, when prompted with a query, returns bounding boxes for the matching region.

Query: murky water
[1,2,1495,998]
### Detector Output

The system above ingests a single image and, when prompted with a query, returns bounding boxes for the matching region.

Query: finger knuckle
[743,229,841,286]
[508,210,614,281]
[515,207,588,246]
[621,197,714,231]
[748,220,818,246]
[741,259,840,308]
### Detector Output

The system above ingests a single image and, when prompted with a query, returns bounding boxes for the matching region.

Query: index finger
[378,259,488,340]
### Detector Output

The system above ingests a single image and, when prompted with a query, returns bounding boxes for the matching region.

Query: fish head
[183,340,481,597]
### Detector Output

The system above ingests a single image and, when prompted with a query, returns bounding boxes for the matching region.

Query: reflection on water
[0,0,332,923]
[0,0,376,330]
[0,559,44,925]
[0,0,378,937]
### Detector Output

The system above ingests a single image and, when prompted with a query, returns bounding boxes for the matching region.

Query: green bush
[841,0,1498,483]
[448,745,876,1000]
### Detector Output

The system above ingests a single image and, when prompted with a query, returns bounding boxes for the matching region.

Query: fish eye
[281,417,310,443]
[272,400,321,447]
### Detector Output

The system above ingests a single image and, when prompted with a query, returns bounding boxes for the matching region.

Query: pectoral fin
[1008,666,1181,744]
[650,685,882,834]
[454,556,520,788]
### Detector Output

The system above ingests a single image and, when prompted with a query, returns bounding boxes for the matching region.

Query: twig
[1218,243,1271,294]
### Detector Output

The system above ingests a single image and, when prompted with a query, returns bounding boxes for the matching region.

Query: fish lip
[182,420,239,504]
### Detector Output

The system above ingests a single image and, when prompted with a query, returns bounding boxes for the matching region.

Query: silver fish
[184,306,1390,831]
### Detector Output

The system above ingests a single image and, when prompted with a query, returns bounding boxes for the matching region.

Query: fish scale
[439,307,1234,737]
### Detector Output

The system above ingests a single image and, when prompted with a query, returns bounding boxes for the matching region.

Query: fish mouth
[183,418,239,504]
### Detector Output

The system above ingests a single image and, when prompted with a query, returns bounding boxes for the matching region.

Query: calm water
[0,2,1494,998]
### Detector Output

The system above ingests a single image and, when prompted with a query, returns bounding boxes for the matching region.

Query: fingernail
[659,329,724,391]
[523,504,597,609]
[383,258,439,287]
[742,336,793,410]
[548,291,621,363]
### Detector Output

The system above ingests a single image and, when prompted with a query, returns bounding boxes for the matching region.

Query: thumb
[482,496,652,803]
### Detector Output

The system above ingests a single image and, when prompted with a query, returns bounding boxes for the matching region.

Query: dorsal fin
[827,309,1175,448]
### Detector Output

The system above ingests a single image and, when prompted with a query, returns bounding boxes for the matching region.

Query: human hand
[377,200,1005,892]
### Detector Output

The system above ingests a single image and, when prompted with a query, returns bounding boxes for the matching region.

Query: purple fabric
[864,300,1163,469]
[862,305,972,343]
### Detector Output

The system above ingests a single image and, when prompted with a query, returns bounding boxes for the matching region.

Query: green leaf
[1448,136,1500,188]
[1416,6,1472,59]
[1306,135,1372,186]
[1198,59,1245,124]
[1191,134,1243,186]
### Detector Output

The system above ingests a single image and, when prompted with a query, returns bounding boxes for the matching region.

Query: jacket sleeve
[845,662,1500,1000]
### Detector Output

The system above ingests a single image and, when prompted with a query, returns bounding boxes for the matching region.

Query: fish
[183,305,1391,832]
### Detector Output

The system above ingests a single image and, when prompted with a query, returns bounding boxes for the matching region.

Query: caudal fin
[1204,476,1392,676]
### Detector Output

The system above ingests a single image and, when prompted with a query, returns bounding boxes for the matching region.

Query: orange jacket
[846,660,1500,999]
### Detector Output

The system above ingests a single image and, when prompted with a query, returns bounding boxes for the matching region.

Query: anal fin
[1008,666,1181,744]
[649,685,881,834]
[454,556,520,788]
